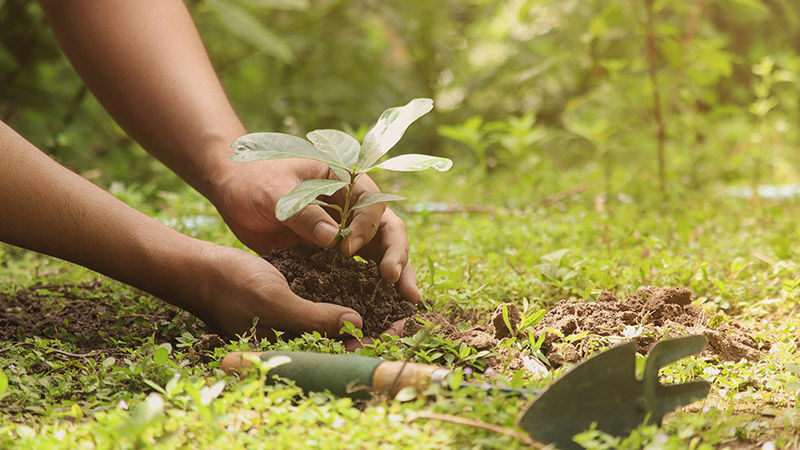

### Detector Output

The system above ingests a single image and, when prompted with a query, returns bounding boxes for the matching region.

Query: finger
[342,202,385,256]
[397,263,421,303]
[281,203,341,249]
[382,318,407,337]
[377,211,409,284]
[270,291,364,337]
[344,337,372,352]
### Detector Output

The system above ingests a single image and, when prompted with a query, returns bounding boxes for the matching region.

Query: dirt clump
[534,287,767,364]
[403,310,498,350]
[267,243,416,337]
[491,302,521,339]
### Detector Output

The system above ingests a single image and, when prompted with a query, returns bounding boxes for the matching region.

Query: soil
[403,287,768,372]
[266,243,417,336]
[535,287,768,364]
[0,282,203,353]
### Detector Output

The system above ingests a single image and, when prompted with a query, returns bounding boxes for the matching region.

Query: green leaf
[0,370,7,398]
[207,0,293,62]
[153,346,169,366]
[276,179,347,221]
[231,132,348,171]
[306,129,360,180]
[351,193,405,211]
[372,154,453,172]
[394,386,418,402]
[358,98,434,171]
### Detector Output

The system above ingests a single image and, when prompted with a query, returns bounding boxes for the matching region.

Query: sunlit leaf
[372,154,452,172]
[207,0,294,62]
[0,370,7,398]
[153,346,169,366]
[394,386,418,402]
[358,98,434,171]
[276,179,347,221]
[307,129,360,170]
[231,132,348,171]
[351,193,405,210]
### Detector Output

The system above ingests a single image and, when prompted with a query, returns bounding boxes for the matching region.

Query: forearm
[39,0,244,198]
[0,122,208,311]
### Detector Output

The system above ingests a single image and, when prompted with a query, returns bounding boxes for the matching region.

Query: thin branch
[644,0,667,193]
[407,410,543,448]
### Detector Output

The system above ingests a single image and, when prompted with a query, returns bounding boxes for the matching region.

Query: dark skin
[0,0,418,343]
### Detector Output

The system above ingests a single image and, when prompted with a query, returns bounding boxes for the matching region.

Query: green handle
[223,351,383,399]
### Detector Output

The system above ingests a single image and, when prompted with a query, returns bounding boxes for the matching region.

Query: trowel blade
[516,341,644,450]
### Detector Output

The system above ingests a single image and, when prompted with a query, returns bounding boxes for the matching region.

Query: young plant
[229,98,452,237]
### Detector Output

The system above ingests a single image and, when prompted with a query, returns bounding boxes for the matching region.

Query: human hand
[209,158,421,303]
[190,244,407,346]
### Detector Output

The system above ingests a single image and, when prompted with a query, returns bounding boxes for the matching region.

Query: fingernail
[392,263,403,283]
[345,236,364,255]
[314,222,339,248]
[338,312,362,331]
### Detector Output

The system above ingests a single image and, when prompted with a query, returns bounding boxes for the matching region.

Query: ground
[0,170,799,449]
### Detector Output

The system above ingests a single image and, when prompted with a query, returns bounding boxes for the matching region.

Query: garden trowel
[221,335,710,449]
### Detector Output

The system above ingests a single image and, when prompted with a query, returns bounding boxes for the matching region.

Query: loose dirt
[0,282,200,353]
[537,287,767,364]
[267,243,417,336]
[403,287,767,372]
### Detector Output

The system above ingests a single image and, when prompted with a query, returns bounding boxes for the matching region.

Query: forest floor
[0,170,798,449]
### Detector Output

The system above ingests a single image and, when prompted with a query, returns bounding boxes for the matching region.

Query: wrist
[189,128,246,201]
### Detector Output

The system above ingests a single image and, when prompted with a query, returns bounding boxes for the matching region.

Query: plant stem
[337,172,359,235]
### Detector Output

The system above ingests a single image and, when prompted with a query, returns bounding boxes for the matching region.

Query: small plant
[230,98,452,237]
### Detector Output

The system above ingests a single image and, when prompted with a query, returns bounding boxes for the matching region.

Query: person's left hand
[208,157,421,303]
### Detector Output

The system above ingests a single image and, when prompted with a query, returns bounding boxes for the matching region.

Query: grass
[1,165,799,449]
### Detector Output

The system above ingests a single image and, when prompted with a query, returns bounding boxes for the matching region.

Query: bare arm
[0,121,362,337]
[39,0,242,196]
[39,0,419,301]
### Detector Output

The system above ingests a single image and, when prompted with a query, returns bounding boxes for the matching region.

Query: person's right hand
[207,156,421,304]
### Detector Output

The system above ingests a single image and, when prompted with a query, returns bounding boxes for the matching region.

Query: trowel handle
[221,351,451,399]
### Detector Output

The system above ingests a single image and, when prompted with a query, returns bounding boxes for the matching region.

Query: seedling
[230,98,452,237]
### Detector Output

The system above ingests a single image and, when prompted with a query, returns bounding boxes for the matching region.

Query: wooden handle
[220,351,263,375]
[372,361,452,397]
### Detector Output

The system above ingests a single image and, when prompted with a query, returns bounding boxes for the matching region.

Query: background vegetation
[3,0,800,198]
[1,0,799,448]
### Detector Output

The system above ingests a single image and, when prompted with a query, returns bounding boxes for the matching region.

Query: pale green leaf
[307,129,360,169]
[231,132,348,171]
[358,98,434,171]
[0,370,7,397]
[276,179,347,221]
[153,346,169,366]
[351,193,405,210]
[372,154,453,172]
[208,0,293,62]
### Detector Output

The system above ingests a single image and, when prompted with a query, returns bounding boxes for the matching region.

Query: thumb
[282,204,341,249]
[273,293,363,337]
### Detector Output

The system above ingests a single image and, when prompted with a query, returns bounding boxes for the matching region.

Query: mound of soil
[266,243,417,336]
[536,287,767,364]
[403,287,767,371]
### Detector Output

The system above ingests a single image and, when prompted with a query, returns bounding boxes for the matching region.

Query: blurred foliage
[1,0,799,199]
